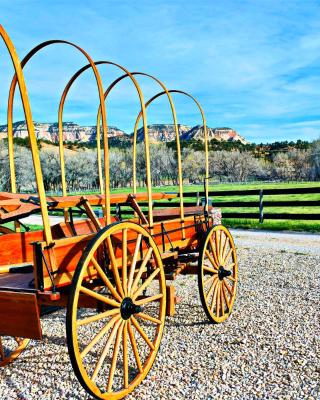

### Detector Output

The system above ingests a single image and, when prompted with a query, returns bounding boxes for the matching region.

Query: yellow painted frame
[133,89,209,211]
[95,71,186,235]
[57,62,154,229]
[6,37,111,235]
[0,25,52,244]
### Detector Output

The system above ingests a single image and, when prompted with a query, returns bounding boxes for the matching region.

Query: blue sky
[0,0,319,143]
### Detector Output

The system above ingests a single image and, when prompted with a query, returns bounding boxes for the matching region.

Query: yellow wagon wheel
[198,225,238,324]
[67,221,166,400]
[0,226,30,367]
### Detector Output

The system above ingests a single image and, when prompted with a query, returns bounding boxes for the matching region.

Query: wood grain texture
[0,290,42,338]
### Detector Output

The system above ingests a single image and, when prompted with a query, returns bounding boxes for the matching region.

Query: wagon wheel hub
[218,266,232,281]
[120,297,142,320]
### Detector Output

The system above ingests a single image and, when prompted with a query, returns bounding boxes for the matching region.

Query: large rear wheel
[67,221,166,400]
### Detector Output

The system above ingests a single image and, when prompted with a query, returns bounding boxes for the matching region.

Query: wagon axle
[120,297,142,320]
[218,266,232,280]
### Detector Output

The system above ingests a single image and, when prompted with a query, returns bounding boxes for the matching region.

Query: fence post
[196,191,200,206]
[259,189,264,223]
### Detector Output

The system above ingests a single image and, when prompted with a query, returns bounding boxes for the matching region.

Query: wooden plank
[263,187,320,195]
[222,212,260,219]
[182,187,320,197]
[263,200,320,207]
[0,230,43,269]
[165,285,175,317]
[264,213,320,220]
[183,190,261,197]
[45,192,177,208]
[222,212,320,220]
[212,201,260,207]
[211,200,320,207]
[0,192,178,222]
[0,291,42,339]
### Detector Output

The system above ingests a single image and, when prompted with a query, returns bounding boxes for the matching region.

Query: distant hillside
[135,124,191,142]
[135,125,248,144]
[0,121,126,143]
[0,121,248,144]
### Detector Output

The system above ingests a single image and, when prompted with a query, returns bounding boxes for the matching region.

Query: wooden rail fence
[110,187,320,222]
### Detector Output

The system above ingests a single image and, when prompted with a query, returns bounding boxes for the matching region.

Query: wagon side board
[0,291,42,339]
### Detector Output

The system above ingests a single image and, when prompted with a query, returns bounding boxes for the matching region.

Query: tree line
[0,139,319,193]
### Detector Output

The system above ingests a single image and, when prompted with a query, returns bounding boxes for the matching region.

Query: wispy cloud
[0,0,319,142]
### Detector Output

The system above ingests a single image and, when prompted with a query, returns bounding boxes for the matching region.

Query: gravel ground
[0,230,319,399]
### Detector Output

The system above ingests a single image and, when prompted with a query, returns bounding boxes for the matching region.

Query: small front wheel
[198,225,238,324]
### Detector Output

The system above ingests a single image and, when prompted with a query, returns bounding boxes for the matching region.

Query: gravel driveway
[0,230,319,399]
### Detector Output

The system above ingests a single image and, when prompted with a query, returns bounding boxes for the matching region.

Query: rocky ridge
[0,121,248,144]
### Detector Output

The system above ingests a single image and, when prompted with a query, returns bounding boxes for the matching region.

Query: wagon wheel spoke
[224,262,236,272]
[130,247,153,296]
[198,225,238,324]
[222,237,230,261]
[135,293,163,306]
[223,280,234,296]
[81,315,120,358]
[80,286,120,308]
[210,281,220,312]
[77,308,119,327]
[107,321,125,392]
[203,265,218,274]
[208,237,219,267]
[122,229,128,296]
[206,276,218,301]
[223,247,233,265]
[204,275,216,286]
[131,316,155,350]
[222,283,230,309]
[205,250,219,271]
[106,236,125,298]
[127,233,142,294]
[132,268,160,301]
[91,318,122,382]
[225,274,236,282]
[136,312,162,325]
[216,282,221,317]
[220,284,225,317]
[91,256,122,302]
[128,319,143,373]
[123,321,129,389]
[215,230,220,264]
[219,231,224,264]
